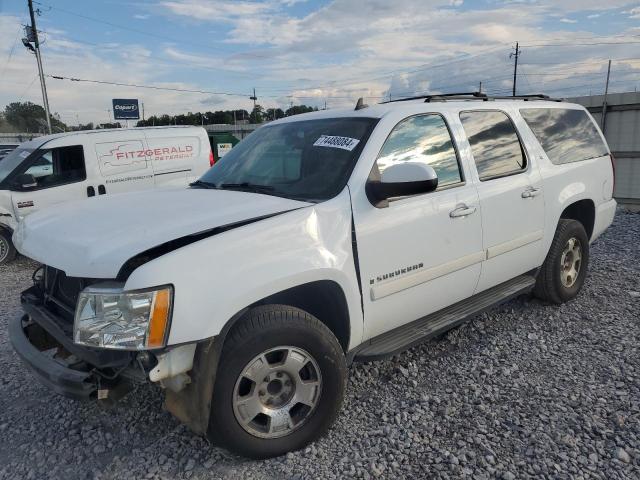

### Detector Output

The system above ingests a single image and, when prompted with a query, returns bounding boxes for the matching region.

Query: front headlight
[74,284,173,350]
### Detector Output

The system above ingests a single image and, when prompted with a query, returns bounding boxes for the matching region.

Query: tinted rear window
[520,108,608,165]
[459,110,526,181]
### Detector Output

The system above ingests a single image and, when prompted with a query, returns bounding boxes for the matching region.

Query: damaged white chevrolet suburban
[10,93,616,458]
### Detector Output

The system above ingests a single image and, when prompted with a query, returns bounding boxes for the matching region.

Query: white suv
[10,93,616,458]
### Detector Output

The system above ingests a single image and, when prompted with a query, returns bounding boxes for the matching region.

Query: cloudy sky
[1,0,639,124]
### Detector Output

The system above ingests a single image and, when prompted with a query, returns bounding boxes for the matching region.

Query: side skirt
[349,273,537,363]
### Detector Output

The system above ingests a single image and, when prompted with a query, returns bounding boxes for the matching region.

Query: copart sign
[112,99,140,120]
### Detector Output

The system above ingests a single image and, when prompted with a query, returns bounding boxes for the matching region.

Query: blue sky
[1,0,639,124]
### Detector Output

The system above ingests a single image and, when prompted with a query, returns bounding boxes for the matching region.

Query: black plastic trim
[9,315,97,399]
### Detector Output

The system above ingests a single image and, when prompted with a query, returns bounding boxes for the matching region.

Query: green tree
[285,105,316,117]
[265,108,285,121]
[249,104,265,123]
[3,101,67,133]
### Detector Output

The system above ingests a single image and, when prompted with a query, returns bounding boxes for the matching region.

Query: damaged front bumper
[10,314,98,399]
[10,287,142,401]
[10,283,221,436]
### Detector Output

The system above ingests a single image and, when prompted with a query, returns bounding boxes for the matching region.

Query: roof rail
[382,92,562,104]
[383,92,487,104]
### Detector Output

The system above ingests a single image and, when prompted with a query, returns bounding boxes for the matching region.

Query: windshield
[197,117,377,201]
[0,148,35,185]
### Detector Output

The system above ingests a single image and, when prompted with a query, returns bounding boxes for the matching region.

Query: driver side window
[20,145,86,189]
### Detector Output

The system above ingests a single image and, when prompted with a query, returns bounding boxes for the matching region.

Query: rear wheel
[0,230,16,265]
[534,219,589,304]
[208,305,347,459]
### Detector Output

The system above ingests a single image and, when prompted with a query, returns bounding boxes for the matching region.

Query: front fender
[124,189,363,349]
[0,190,17,231]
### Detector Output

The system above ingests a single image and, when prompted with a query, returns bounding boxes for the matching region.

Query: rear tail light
[610,153,616,196]
[209,149,215,167]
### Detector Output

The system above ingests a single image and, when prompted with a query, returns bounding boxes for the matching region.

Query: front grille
[36,266,99,322]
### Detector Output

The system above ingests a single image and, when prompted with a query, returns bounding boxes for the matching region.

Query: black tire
[534,219,589,304]
[0,229,17,265]
[208,305,347,459]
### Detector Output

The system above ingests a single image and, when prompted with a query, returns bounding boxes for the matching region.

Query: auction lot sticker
[313,135,360,151]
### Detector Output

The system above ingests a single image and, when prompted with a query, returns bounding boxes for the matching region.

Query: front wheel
[208,305,347,459]
[0,229,17,265]
[534,219,590,304]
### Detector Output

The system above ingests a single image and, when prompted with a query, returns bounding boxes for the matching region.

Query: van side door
[94,134,155,195]
[351,113,484,340]
[9,144,90,220]
[144,131,203,187]
[457,109,545,293]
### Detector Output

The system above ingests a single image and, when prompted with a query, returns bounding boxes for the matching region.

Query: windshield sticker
[313,135,360,151]
[19,151,30,158]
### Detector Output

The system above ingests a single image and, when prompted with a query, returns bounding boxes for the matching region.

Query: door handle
[522,187,541,198]
[450,204,477,218]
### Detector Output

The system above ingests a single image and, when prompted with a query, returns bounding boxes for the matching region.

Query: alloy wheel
[232,346,322,439]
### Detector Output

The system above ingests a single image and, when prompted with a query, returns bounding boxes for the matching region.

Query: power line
[33,1,206,51]
[45,74,383,101]
[520,40,640,47]
[47,74,253,97]
[262,44,509,94]
[520,57,640,65]
[0,23,23,78]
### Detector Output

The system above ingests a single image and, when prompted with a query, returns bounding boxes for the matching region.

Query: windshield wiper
[220,182,275,193]
[189,180,219,189]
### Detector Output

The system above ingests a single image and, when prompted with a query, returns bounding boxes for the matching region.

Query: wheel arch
[218,280,351,353]
[559,198,595,240]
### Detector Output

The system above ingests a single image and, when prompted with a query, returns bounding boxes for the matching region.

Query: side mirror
[366,162,438,206]
[15,173,38,189]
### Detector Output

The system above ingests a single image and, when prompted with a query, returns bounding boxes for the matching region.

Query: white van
[0,126,213,264]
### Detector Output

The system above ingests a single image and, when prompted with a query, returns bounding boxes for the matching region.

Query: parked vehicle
[0,126,213,264]
[10,93,616,458]
[0,144,19,160]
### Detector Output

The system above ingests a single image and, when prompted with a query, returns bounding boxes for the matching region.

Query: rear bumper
[592,199,617,242]
[9,314,97,399]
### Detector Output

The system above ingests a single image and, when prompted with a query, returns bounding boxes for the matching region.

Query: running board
[351,274,536,362]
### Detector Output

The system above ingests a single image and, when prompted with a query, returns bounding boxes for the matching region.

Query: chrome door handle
[450,204,477,218]
[522,187,541,198]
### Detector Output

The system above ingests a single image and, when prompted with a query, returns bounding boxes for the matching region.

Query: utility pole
[510,42,520,97]
[141,102,145,122]
[479,81,482,94]
[26,0,52,134]
[250,88,257,110]
[601,59,612,134]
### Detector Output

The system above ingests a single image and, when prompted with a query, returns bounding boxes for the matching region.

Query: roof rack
[382,92,562,104]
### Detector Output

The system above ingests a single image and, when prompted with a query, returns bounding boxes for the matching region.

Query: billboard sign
[112,99,140,120]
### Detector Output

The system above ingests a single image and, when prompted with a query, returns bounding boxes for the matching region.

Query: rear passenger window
[520,108,608,164]
[460,111,526,181]
[376,114,462,188]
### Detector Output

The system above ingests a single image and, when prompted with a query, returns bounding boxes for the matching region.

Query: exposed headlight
[74,284,173,350]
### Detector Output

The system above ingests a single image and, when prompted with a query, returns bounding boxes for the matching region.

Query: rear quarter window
[520,108,608,165]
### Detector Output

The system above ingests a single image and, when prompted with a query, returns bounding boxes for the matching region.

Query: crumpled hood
[13,188,311,278]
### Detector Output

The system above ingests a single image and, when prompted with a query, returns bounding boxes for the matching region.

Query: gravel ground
[0,211,638,480]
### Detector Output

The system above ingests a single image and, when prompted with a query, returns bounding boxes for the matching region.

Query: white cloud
[628,7,640,19]
[2,0,640,124]
[133,14,150,20]
[587,14,601,19]
[560,18,578,23]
